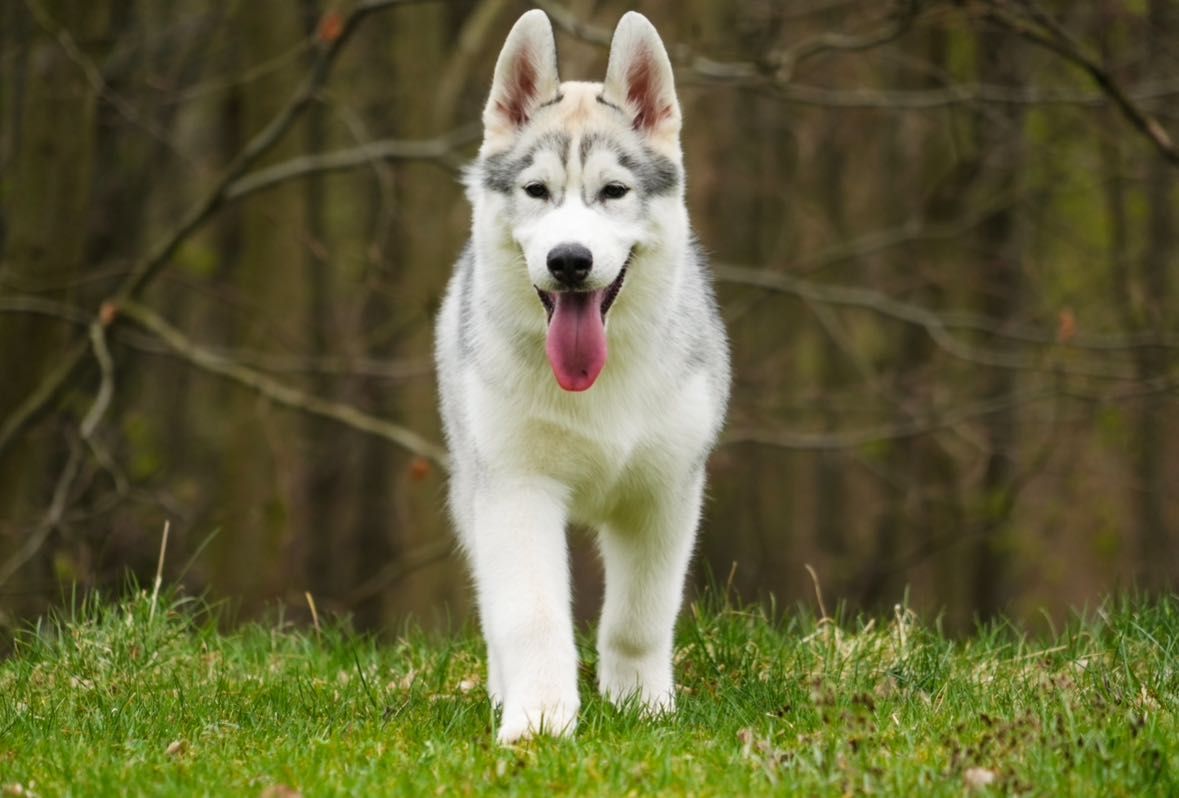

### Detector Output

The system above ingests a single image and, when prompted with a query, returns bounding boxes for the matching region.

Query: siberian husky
[434,9,730,743]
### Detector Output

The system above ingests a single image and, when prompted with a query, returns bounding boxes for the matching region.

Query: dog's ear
[483,10,560,140]
[601,12,681,141]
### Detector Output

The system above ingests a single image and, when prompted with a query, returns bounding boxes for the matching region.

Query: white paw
[601,682,676,715]
[599,656,675,715]
[497,693,579,744]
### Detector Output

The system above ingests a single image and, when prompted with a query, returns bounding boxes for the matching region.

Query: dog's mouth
[534,262,628,393]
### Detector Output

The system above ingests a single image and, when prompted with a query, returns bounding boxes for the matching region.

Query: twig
[0,338,88,458]
[80,321,115,440]
[537,0,921,85]
[760,79,1179,109]
[125,334,435,381]
[149,520,170,621]
[0,0,443,461]
[0,445,82,590]
[804,563,830,621]
[348,539,454,603]
[117,300,451,469]
[118,0,443,301]
[539,0,1179,120]
[22,0,197,167]
[716,264,1145,379]
[305,591,321,634]
[721,249,1179,352]
[768,1,923,84]
[0,302,437,381]
[725,388,1056,451]
[224,125,480,201]
[894,603,909,654]
[974,0,1178,167]
[0,296,91,326]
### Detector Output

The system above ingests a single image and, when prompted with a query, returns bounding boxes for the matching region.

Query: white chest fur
[462,358,716,525]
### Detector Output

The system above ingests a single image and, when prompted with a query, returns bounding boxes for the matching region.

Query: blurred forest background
[1,0,1176,641]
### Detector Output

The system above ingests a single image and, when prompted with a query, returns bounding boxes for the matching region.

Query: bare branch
[769,1,922,83]
[537,0,922,85]
[0,296,436,381]
[716,264,1168,379]
[0,0,444,461]
[348,539,455,604]
[79,321,115,440]
[0,317,118,589]
[22,0,197,167]
[224,124,481,202]
[0,446,82,590]
[118,0,445,301]
[725,388,1056,451]
[0,296,91,326]
[137,345,436,382]
[974,0,1178,166]
[537,0,1179,112]
[759,79,1179,109]
[117,301,451,470]
[0,339,89,457]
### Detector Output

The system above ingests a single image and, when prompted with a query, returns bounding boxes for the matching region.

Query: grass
[0,588,1176,797]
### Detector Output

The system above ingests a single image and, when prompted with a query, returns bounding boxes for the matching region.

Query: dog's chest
[466,366,716,523]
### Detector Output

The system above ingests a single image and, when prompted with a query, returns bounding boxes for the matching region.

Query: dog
[434,9,730,744]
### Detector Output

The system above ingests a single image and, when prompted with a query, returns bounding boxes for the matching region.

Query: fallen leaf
[165,739,187,757]
[736,726,755,756]
[260,786,303,798]
[3,784,37,797]
[389,668,417,692]
[964,767,997,790]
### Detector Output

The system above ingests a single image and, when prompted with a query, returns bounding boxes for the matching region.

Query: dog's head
[469,11,685,392]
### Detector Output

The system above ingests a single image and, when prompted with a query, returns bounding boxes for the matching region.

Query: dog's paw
[599,656,675,715]
[497,694,579,744]
[601,681,676,716]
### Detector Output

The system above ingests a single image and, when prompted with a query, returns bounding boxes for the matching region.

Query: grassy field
[0,588,1175,797]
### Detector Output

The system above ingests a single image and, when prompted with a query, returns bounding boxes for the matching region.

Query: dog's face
[470,11,684,392]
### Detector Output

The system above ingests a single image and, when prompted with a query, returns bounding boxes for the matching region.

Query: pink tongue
[545,290,607,392]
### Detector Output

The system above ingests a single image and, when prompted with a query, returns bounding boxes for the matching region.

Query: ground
[0,588,1175,796]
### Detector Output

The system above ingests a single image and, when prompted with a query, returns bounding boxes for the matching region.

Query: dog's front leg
[470,479,579,744]
[596,470,704,714]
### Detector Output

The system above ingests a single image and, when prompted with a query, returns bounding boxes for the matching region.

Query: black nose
[547,243,593,287]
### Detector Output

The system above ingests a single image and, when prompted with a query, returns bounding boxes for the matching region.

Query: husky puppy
[434,9,730,743]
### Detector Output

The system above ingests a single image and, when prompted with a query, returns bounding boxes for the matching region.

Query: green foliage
[174,239,220,280]
[123,413,165,482]
[1,589,1175,796]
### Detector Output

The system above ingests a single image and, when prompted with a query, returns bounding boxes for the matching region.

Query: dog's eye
[600,183,630,201]
[523,182,550,200]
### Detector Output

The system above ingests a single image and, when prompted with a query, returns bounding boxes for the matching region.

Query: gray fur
[576,132,680,197]
[617,147,679,196]
[481,131,572,194]
[482,129,678,199]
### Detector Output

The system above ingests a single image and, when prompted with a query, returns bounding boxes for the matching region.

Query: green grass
[0,589,1176,797]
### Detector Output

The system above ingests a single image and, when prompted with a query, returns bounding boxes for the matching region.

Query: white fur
[435,10,730,744]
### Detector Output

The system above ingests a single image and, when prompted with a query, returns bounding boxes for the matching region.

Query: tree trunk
[970,29,1026,620]
[205,2,308,609]
[1137,0,1175,591]
[0,0,111,614]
